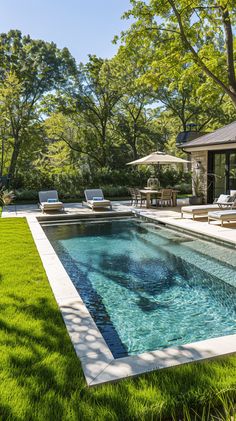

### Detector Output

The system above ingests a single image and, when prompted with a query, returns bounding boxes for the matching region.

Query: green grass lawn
[0,218,235,421]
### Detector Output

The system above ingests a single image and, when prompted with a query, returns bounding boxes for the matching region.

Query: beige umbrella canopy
[127,151,189,165]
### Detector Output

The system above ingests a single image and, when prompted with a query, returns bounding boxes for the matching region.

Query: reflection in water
[43,219,236,357]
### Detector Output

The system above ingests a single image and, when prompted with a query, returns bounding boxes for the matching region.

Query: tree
[121,0,236,108]
[44,112,105,167]
[104,50,165,160]
[0,72,25,178]
[75,56,123,167]
[0,30,77,181]
[45,55,123,169]
[155,82,232,132]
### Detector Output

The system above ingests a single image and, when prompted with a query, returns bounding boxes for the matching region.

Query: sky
[1,0,133,63]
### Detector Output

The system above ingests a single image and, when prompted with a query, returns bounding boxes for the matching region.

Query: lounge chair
[208,210,236,226]
[38,190,64,213]
[83,189,112,210]
[181,194,236,220]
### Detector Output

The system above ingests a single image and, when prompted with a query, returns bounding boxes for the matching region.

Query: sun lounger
[181,195,236,219]
[208,210,236,226]
[83,189,112,210]
[181,204,220,219]
[38,190,64,213]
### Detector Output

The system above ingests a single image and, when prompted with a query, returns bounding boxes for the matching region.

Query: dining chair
[134,188,146,207]
[158,189,173,207]
[128,188,137,206]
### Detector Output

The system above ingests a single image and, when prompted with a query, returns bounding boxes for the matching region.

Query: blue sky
[1,0,132,63]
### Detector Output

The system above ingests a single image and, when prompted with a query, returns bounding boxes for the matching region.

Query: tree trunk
[0,137,4,177]
[131,133,138,160]
[168,0,236,108]
[221,6,236,96]
[100,123,107,167]
[8,136,21,184]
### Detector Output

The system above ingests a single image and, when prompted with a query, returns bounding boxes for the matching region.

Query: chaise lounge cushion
[40,201,63,209]
[181,204,219,215]
[88,199,111,207]
[208,210,236,220]
[208,210,236,226]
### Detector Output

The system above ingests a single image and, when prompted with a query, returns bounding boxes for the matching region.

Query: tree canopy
[120,0,236,107]
[0,10,236,197]
[0,30,77,180]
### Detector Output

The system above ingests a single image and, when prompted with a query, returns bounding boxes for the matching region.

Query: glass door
[213,153,226,198]
[229,152,236,192]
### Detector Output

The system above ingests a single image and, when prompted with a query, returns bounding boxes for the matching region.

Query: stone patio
[2,201,131,218]
[2,199,236,247]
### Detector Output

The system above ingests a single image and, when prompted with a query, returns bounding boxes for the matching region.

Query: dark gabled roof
[182,120,236,148]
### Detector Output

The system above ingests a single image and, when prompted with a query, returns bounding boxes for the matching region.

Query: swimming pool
[43,218,236,358]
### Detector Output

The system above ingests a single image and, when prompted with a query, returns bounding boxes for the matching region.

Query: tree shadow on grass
[90,354,236,421]
[0,293,85,420]
[0,290,235,421]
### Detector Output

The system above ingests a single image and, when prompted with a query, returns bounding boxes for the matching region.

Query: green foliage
[120,0,236,108]
[0,30,77,181]
[173,182,192,194]
[0,218,236,421]
[159,169,191,190]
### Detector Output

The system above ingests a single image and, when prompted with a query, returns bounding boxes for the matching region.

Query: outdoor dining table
[139,189,178,208]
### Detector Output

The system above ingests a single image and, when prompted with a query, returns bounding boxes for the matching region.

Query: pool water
[43,219,236,358]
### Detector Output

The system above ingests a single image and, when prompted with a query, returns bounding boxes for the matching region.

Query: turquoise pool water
[43,219,236,358]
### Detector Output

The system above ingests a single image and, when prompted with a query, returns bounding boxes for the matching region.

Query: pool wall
[27,215,236,386]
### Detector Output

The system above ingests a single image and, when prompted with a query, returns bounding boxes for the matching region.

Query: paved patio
[2,201,131,218]
[2,199,236,247]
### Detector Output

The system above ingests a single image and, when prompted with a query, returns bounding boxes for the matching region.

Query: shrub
[14,189,39,201]
[12,166,191,200]
[173,183,192,194]
[159,169,191,189]
[100,185,129,198]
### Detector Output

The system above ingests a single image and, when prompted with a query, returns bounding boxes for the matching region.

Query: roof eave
[180,139,236,149]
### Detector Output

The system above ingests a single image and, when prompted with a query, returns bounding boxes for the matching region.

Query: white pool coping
[27,216,236,386]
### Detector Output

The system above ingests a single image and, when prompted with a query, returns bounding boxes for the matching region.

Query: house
[179,121,236,203]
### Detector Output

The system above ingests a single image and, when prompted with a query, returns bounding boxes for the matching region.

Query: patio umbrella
[126,151,190,190]
[126,151,189,166]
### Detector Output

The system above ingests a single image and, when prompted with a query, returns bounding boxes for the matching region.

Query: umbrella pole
[154,163,161,180]
[157,163,161,188]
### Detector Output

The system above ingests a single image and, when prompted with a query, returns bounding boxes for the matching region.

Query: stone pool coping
[27,215,236,386]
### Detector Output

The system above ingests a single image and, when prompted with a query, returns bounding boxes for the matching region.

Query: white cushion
[209,210,236,217]
[41,201,63,208]
[217,194,231,203]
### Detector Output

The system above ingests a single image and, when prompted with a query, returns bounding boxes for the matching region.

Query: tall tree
[75,56,123,167]
[105,50,163,160]
[46,56,123,169]
[121,0,236,108]
[0,30,77,181]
